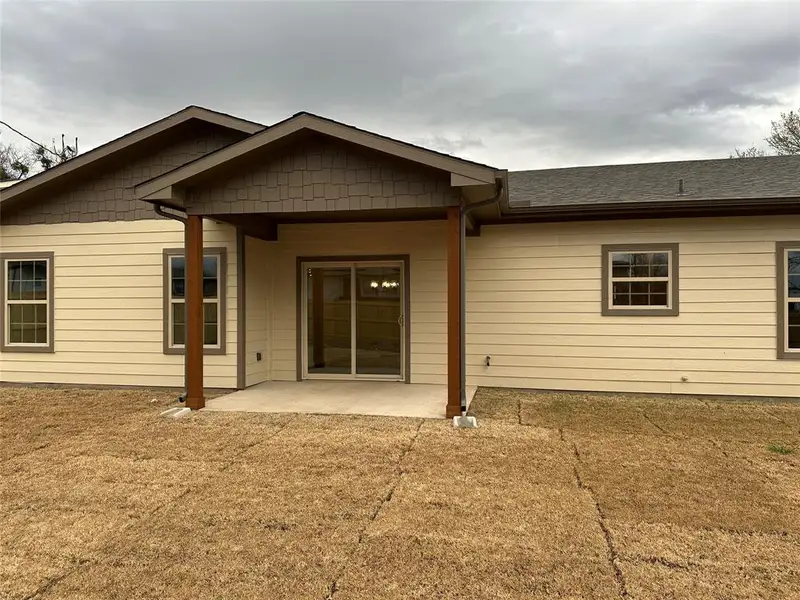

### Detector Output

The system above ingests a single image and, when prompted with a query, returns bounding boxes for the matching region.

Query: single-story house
[1,106,799,417]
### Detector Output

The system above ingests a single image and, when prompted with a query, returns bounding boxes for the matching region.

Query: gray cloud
[2,1,798,169]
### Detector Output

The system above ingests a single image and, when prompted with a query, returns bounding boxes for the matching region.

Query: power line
[0,120,65,158]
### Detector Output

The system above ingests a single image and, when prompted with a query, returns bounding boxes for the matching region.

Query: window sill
[602,307,679,317]
[777,350,800,360]
[164,346,227,356]
[0,344,54,353]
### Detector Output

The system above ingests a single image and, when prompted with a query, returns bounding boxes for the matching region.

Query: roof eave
[496,195,800,223]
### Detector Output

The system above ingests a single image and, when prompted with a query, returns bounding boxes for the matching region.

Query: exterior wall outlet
[256,352,262,361]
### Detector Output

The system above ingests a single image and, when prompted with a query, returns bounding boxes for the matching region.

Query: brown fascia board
[0,106,264,208]
[490,196,800,224]
[134,112,499,200]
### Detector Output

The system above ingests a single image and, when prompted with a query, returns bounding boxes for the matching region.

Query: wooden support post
[185,214,205,410]
[446,206,462,419]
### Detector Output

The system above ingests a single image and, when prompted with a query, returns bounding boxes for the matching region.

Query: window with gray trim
[777,243,800,358]
[1,253,54,352]
[163,248,227,354]
[601,244,679,316]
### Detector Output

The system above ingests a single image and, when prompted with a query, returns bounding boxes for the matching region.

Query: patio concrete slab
[203,381,477,419]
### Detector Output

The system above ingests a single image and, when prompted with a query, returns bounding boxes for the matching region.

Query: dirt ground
[1,386,798,599]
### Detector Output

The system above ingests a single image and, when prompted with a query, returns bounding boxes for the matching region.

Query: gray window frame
[776,241,800,359]
[601,243,680,316]
[0,252,55,353]
[162,247,227,356]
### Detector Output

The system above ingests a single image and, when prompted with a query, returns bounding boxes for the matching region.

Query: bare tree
[766,109,800,155]
[730,145,767,159]
[0,143,34,179]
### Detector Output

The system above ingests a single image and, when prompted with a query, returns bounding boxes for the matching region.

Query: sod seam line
[22,558,90,600]
[569,440,630,599]
[324,419,424,600]
[641,411,668,434]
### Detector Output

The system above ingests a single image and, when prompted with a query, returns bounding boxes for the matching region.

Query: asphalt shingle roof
[508,155,800,209]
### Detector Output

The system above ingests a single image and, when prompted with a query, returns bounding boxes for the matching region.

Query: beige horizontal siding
[0,219,238,388]
[466,215,800,397]
[267,221,447,384]
[245,236,270,387]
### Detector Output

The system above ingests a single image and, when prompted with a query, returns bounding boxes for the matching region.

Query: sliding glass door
[303,261,404,380]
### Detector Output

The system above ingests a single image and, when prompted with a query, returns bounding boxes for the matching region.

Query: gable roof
[135,111,499,200]
[508,155,800,211]
[0,106,264,208]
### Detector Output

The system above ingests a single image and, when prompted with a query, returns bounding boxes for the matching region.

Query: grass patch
[767,443,795,455]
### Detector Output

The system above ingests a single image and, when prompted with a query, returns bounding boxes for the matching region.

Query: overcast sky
[2,1,799,170]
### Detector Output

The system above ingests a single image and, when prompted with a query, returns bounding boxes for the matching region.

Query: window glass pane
[33,280,47,300]
[202,277,218,299]
[33,261,47,282]
[789,303,800,348]
[650,281,668,296]
[171,256,185,299]
[7,280,20,301]
[171,256,185,278]
[21,324,35,344]
[173,324,185,346]
[7,261,21,300]
[203,302,218,325]
[204,324,218,346]
[172,302,185,325]
[22,304,35,323]
[8,261,22,282]
[172,278,185,298]
[8,304,22,325]
[35,304,47,324]
[651,252,668,265]
[203,256,218,299]
[789,275,800,298]
[611,253,632,278]
[203,302,219,346]
[612,282,630,305]
[34,324,47,344]
[9,324,22,343]
[202,256,218,278]
[787,251,800,274]
[19,262,35,280]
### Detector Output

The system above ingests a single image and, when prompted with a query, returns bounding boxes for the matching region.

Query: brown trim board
[0,251,56,353]
[236,229,247,388]
[601,243,680,317]
[162,246,228,356]
[295,255,412,383]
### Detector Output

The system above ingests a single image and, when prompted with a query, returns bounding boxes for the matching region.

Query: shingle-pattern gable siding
[1,124,247,226]
[186,137,459,215]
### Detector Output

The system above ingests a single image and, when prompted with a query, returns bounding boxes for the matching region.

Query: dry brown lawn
[1,386,798,599]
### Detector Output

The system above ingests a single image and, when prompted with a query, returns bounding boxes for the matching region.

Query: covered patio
[204,380,478,419]
[134,111,506,418]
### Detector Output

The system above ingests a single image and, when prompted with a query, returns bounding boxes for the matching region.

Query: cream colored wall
[465,215,800,397]
[268,221,447,383]
[245,235,271,386]
[0,219,238,388]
